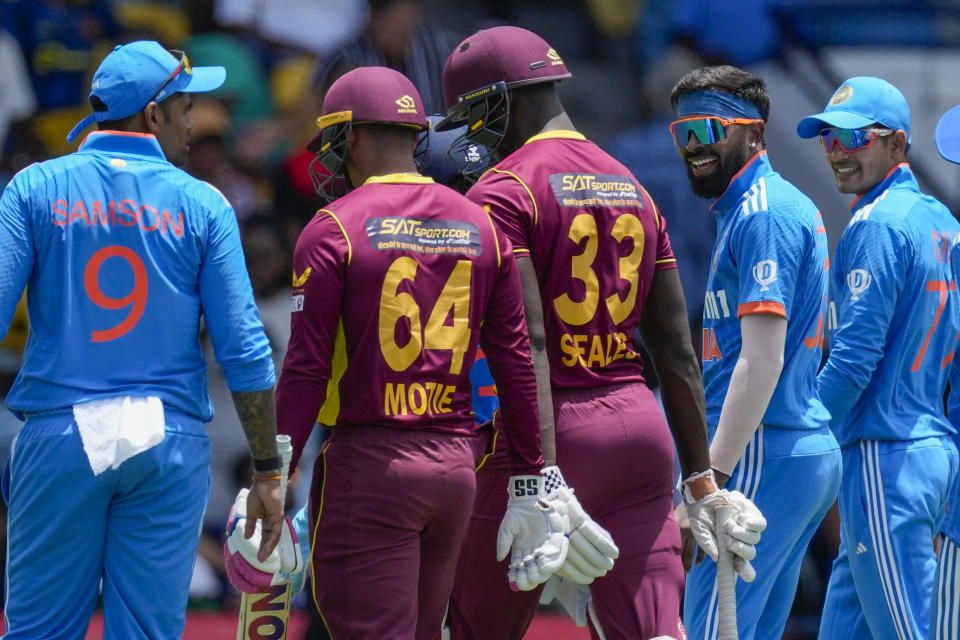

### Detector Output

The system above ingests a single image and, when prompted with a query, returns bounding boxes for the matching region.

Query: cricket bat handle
[715,502,738,640]
[236,435,295,640]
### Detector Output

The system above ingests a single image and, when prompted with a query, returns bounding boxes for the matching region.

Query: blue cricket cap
[936,105,960,164]
[66,40,226,144]
[797,76,911,144]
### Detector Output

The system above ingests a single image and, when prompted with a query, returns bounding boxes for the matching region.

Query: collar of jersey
[709,150,772,215]
[848,163,913,212]
[77,130,166,160]
[525,130,586,145]
[363,173,435,185]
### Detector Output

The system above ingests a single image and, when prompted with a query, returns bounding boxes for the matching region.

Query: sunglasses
[819,127,893,153]
[147,49,191,105]
[669,116,763,148]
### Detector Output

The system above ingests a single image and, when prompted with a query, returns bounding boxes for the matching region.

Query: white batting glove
[497,474,570,591]
[681,470,725,562]
[718,490,766,582]
[541,466,619,584]
[224,488,304,593]
[539,574,591,627]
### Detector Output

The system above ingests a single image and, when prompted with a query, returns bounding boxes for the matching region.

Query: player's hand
[718,490,766,582]
[539,574,591,627]
[497,474,570,591]
[224,488,304,593]
[541,466,619,584]
[246,476,285,561]
[674,501,706,573]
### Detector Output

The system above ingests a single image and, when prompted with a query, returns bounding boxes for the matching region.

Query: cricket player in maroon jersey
[273,66,569,640]
[437,27,765,640]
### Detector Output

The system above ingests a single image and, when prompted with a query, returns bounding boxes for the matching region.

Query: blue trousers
[684,424,841,640]
[820,437,957,640]
[2,409,210,640]
[931,533,960,640]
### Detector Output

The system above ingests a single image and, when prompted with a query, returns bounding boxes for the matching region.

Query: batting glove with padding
[541,466,619,584]
[539,574,591,627]
[717,489,766,582]
[224,488,304,593]
[497,474,570,591]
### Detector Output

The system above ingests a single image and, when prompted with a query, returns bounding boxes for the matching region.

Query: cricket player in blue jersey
[919,103,960,640]
[0,41,286,639]
[670,65,842,640]
[799,76,960,640]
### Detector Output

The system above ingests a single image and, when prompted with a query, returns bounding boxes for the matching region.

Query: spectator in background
[186,97,268,223]
[606,46,712,332]
[2,0,119,156]
[0,25,36,178]
[235,0,457,167]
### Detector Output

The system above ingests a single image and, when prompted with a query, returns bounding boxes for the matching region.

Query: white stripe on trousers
[933,535,960,640]
[861,440,914,640]
[702,426,764,640]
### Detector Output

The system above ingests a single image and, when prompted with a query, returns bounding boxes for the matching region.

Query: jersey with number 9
[0,132,274,420]
[467,131,675,390]
[276,174,542,473]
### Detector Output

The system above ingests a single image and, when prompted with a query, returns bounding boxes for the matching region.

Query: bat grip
[715,502,739,640]
[276,435,293,511]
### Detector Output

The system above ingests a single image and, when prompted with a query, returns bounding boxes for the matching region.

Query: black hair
[670,65,770,122]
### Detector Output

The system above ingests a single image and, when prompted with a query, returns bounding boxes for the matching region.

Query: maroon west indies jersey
[467,131,676,390]
[277,174,542,473]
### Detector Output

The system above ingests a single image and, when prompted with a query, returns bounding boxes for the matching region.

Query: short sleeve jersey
[276,174,541,472]
[703,151,830,431]
[0,132,275,420]
[466,131,675,390]
[818,164,960,446]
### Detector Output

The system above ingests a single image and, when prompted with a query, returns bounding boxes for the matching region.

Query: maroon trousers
[448,382,685,640]
[308,425,479,640]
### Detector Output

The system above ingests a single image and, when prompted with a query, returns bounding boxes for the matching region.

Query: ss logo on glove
[513,477,539,497]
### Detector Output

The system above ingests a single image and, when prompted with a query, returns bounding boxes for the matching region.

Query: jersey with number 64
[276,174,542,473]
[0,132,275,421]
[466,130,674,390]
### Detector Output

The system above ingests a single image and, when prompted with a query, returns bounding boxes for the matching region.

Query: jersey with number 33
[467,130,675,390]
[0,132,275,421]
[702,151,830,431]
[818,164,960,446]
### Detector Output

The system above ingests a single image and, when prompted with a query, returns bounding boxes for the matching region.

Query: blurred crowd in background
[1,0,959,637]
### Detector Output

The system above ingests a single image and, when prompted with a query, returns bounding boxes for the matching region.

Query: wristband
[253,473,282,481]
[253,455,282,472]
[682,469,717,504]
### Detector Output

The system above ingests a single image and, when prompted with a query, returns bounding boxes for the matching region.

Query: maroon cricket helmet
[437,26,571,132]
[305,66,426,202]
[306,66,427,153]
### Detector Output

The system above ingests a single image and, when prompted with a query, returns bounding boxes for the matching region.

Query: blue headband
[676,89,763,120]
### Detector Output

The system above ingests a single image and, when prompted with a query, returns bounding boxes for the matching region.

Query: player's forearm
[530,340,556,466]
[231,388,280,463]
[816,358,868,428]
[654,345,711,479]
[517,256,556,466]
[711,316,785,477]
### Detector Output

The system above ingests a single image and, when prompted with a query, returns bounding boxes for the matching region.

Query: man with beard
[798,77,960,640]
[670,65,842,640]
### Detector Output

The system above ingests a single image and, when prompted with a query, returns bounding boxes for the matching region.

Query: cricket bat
[237,435,294,640]
[715,502,738,640]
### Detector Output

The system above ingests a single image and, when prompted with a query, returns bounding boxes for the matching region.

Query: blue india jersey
[818,164,960,447]
[0,131,274,421]
[944,364,960,542]
[469,349,498,427]
[702,151,830,430]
